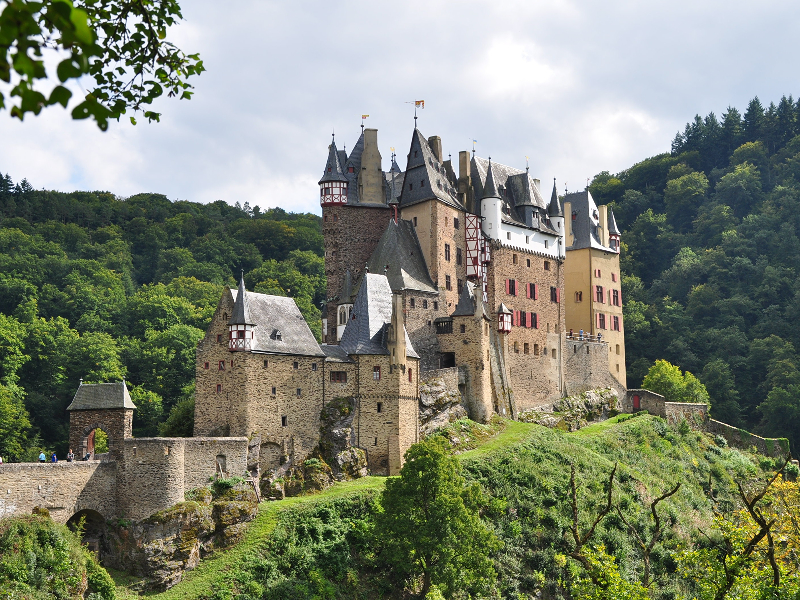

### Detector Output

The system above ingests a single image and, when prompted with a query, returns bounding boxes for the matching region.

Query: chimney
[359,128,383,204]
[458,150,474,212]
[564,201,573,246]
[598,205,609,248]
[428,136,442,163]
[389,293,406,368]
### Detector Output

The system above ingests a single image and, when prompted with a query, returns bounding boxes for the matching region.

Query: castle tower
[228,274,255,351]
[321,129,391,344]
[548,179,565,259]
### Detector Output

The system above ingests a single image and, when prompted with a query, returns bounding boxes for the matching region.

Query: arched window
[339,307,347,325]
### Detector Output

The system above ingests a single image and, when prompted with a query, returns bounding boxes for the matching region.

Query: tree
[0,0,203,129]
[641,359,709,405]
[0,384,31,460]
[664,172,709,232]
[375,436,501,598]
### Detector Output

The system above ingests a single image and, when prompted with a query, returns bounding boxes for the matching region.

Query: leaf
[129,116,136,125]
[68,7,94,45]
[56,58,83,82]
[48,86,72,108]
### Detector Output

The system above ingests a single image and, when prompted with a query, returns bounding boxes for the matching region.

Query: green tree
[0,0,203,129]
[759,385,800,452]
[0,384,31,460]
[664,172,709,232]
[641,359,709,405]
[129,384,163,437]
[715,163,764,219]
[375,436,501,598]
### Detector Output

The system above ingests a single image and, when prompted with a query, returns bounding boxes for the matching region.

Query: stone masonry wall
[119,438,186,521]
[182,437,249,490]
[402,289,444,372]
[622,389,667,416]
[707,419,791,459]
[664,402,708,427]
[487,243,565,410]
[323,205,391,343]
[563,339,625,400]
[0,461,117,524]
[69,408,132,461]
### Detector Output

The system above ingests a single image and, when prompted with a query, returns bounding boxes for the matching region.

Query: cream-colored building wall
[564,248,593,335]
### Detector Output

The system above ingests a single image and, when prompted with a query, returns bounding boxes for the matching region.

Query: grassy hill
[110,415,784,599]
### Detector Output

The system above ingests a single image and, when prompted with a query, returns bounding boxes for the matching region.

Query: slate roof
[366,218,436,294]
[385,170,405,204]
[319,137,348,184]
[563,190,612,251]
[607,206,620,235]
[482,160,500,199]
[399,129,464,211]
[471,156,558,234]
[230,289,325,357]
[452,281,477,317]
[548,180,563,217]
[67,381,136,411]
[228,275,252,325]
[340,269,354,304]
[338,273,419,358]
[319,344,354,363]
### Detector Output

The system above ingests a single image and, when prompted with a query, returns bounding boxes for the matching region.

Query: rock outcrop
[419,375,467,435]
[518,388,618,431]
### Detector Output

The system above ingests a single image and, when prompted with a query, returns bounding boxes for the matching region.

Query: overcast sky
[1,0,799,215]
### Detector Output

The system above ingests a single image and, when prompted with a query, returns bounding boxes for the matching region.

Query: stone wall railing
[707,419,791,459]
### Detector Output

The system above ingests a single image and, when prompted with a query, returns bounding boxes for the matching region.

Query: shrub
[211,476,245,498]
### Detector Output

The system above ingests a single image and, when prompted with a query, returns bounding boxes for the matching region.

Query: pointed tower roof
[228,274,253,325]
[319,136,348,184]
[607,206,620,235]
[398,128,464,210]
[340,269,354,303]
[366,218,436,294]
[482,159,500,199]
[548,179,563,217]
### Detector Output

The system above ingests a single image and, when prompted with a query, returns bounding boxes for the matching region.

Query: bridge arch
[66,509,109,558]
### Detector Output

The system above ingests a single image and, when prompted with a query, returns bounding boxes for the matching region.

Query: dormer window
[348,166,354,173]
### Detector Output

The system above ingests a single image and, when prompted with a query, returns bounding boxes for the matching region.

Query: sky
[1,0,799,216]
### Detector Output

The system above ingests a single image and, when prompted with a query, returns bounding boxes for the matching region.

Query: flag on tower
[362,115,369,119]
[415,100,425,109]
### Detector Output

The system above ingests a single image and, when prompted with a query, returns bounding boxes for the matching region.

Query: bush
[211,476,245,498]
[784,462,800,478]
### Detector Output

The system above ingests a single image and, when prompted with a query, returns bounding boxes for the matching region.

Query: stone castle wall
[564,339,625,400]
[69,408,132,460]
[0,461,117,524]
[182,437,250,490]
[707,419,791,459]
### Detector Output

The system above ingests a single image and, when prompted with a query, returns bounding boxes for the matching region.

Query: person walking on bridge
[38,451,46,463]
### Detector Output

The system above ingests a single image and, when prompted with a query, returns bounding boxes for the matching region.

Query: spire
[607,205,621,235]
[318,134,348,184]
[482,158,500,199]
[228,272,253,325]
[548,178,563,217]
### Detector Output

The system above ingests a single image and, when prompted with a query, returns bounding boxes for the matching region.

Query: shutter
[505,279,510,294]
[556,288,560,303]
[534,283,539,300]
[526,283,530,299]
[596,312,600,329]
[514,279,519,296]
[534,313,538,328]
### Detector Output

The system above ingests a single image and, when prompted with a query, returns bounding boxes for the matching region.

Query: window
[374,437,378,446]
[513,254,518,265]
[296,388,302,397]
[506,279,517,296]
[531,312,539,328]
[410,297,416,308]
[281,416,287,427]
[457,279,463,294]
[421,179,425,187]
[534,344,540,355]
[552,349,556,358]
[408,368,413,382]
[598,313,607,329]
[333,214,338,222]
[550,286,560,302]
[445,217,449,226]
[611,273,617,282]
[218,361,225,371]
[524,343,530,354]
[271,386,276,395]
[456,247,462,265]
[572,212,577,220]
[446,275,452,291]
[348,166,354,173]
[293,361,299,370]
[528,283,538,299]
[433,301,439,310]
[613,315,621,331]
[612,289,620,306]
[526,236,530,244]
[595,285,604,303]
[544,240,549,248]
[507,232,511,240]
[217,334,222,343]
[527,258,531,267]
[410,183,413,190]
[216,384,222,393]
[414,151,418,157]
[454,217,460,229]
[324,215,327,222]
[204,362,209,369]
[263,359,268,368]
[594,269,601,278]
[373,366,381,381]
[330,371,347,383]
[575,291,583,302]
[444,244,451,261]
[514,341,519,353]
[413,216,417,226]
[460,323,466,334]
[544,261,550,271]
[423,299,428,309]
[312,363,317,371]
[616,343,620,355]
[377,402,383,413]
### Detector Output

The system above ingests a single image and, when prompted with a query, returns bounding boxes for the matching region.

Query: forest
[0,183,324,459]
[591,95,800,450]
[1,94,800,459]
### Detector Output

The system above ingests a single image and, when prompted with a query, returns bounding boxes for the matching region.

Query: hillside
[588,95,800,449]
[108,415,794,600]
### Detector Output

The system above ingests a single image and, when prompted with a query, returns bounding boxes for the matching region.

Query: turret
[336,270,354,341]
[480,159,502,240]
[319,134,348,206]
[228,275,255,351]
[548,179,565,258]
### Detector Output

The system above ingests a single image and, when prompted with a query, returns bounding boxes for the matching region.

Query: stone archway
[77,425,108,460]
[66,509,108,561]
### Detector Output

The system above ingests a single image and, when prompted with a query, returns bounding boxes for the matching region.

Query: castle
[193,123,627,476]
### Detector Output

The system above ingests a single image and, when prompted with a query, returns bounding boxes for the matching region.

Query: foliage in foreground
[0,514,115,599]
